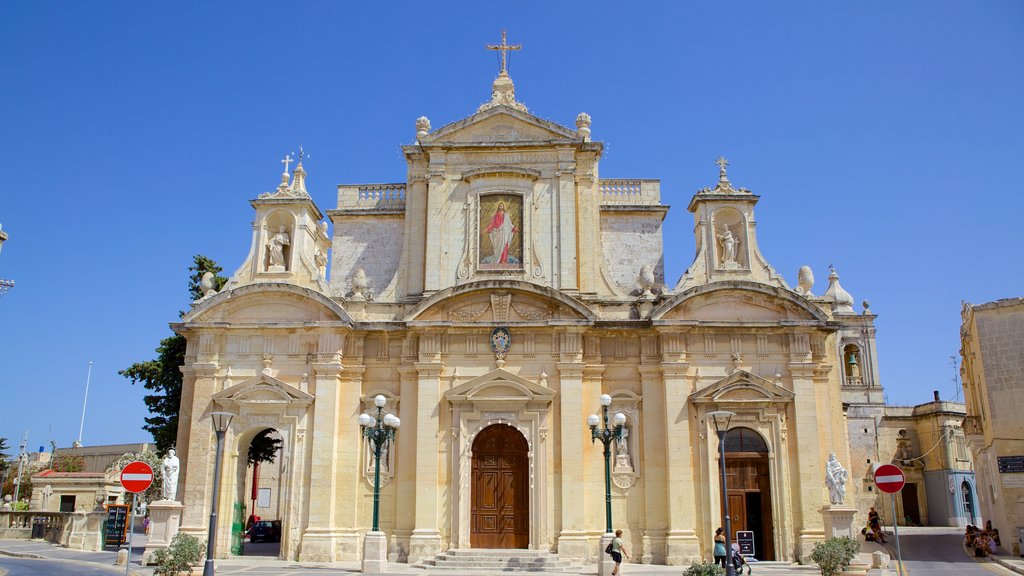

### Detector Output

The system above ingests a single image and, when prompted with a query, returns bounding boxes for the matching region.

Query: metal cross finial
[299,145,310,163]
[486,29,522,75]
[281,153,294,174]
[829,263,836,274]
[715,156,729,176]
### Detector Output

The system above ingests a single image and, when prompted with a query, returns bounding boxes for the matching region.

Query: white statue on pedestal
[825,452,848,505]
[266,226,290,271]
[161,449,180,501]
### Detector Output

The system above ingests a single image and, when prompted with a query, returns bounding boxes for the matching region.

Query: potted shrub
[152,532,206,576]
[683,561,725,576]
[810,536,861,576]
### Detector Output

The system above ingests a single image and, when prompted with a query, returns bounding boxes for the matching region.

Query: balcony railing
[599,179,660,206]
[337,184,407,211]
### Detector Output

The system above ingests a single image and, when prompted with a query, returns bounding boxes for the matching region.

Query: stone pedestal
[598,533,615,576]
[362,531,388,574]
[820,505,858,539]
[142,500,183,565]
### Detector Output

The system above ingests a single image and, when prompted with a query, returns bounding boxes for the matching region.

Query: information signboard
[736,530,755,557]
[104,504,129,546]
[997,456,1024,473]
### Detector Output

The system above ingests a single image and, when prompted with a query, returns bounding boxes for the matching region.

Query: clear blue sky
[1,2,1021,449]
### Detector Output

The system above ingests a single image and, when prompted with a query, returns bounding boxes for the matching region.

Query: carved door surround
[689,370,793,562]
[210,371,314,560]
[444,368,554,549]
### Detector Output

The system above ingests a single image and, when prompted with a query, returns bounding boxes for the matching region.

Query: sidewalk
[0,538,836,576]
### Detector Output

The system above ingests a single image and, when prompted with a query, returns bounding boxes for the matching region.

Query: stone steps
[418,548,580,572]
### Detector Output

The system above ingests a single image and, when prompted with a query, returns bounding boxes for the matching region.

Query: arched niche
[262,210,296,272]
[712,207,748,270]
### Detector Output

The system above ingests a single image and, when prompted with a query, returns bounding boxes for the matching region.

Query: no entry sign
[874,464,905,494]
[120,461,154,493]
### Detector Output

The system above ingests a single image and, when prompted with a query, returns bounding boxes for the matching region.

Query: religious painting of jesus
[478,194,523,270]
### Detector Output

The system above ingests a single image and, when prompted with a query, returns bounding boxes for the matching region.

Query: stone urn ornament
[351,268,369,299]
[796,265,814,296]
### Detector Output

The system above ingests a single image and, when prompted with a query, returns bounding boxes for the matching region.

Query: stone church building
[173,58,902,566]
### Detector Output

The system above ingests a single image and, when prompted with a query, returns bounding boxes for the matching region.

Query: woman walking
[713,527,727,568]
[610,529,630,575]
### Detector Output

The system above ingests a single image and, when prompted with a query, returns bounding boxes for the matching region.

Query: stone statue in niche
[717,225,742,270]
[614,425,633,471]
[824,452,848,505]
[796,265,815,296]
[266,226,290,272]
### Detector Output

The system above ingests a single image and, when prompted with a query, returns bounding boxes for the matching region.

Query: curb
[0,548,44,559]
[992,556,1024,576]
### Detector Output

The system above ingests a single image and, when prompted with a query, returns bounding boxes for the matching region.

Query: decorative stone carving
[314,246,327,279]
[511,302,550,321]
[266,226,290,272]
[199,271,217,299]
[415,116,431,140]
[637,264,656,297]
[614,425,632,471]
[161,449,180,501]
[825,452,848,505]
[576,112,591,141]
[451,303,490,321]
[351,268,369,300]
[823,265,855,313]
[490,327,511,367]
[796,265,814,296]
[491,293,511,322]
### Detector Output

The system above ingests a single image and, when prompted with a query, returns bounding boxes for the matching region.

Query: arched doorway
[238,428,284,557]
[722,427,774,560]
[961,480,976,521]
[471,424,529,548]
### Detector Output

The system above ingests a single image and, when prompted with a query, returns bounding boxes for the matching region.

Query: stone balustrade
[0,510,104,551]
[599,179,660,206]
[337,183,407,210]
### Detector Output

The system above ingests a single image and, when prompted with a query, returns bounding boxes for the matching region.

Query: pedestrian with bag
[606,529,630,575]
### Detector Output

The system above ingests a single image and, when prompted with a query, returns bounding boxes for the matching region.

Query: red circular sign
[120,461,154,493]
[874,464,905,494]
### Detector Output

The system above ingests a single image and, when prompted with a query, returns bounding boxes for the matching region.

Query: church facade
[172,60,890,566]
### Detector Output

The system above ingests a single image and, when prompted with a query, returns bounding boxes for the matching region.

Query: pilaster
[790,359,825,560]
[298,360,345,561]
[177,362,218,536]
[660,361,701,564]
[408,359,443,563]
[556,360,587,559]
[392,365,418,562]
[638,364,668,564]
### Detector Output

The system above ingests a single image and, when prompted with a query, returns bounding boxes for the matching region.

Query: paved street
[882,527,1021,576]
[0,557,125,576]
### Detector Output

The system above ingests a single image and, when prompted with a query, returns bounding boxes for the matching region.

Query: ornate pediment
[183,283,352,325]
[689,370,795,405]
[445,368,555,407]
[653,282,830,325]
[212,372,314,409]
[426,107,579,145]
[406,281,595,324]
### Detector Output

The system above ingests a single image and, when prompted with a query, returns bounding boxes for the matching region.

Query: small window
[59,495,76,512]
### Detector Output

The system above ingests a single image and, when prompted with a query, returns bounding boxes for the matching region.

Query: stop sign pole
[874,464,906,576]
[119,461,154,576]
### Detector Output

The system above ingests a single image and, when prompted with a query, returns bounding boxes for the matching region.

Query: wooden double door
[471,424,529,548]
[723,456,775,560]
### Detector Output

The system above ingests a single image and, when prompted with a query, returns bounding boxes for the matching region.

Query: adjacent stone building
[172,53,938,567]
[961,297,1024,555]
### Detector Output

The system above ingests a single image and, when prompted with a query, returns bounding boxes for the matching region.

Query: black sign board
[104,505,129,546]
[997,456,1024,474]
[736,530,755,557]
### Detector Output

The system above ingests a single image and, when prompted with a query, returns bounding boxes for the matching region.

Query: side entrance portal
[723,427,775,561]
[471,424,529,548]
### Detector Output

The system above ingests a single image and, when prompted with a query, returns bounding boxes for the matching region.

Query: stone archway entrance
[722,427,775,561]
[471,424,529,548]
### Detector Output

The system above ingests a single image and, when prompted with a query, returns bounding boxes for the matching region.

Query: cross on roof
[715,156,729,173]
[281,153,294,174]
[486,29,522,76]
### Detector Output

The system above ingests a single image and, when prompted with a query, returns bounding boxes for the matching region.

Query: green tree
[248,429,282,465]
[120,255,226,453]
[0,437,9,478]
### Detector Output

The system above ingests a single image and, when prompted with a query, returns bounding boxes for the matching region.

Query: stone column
[639,364,667,564]
[556,358,588,560]
[408,350,443,562]
[661,361,701,564]
[298,360,345,561]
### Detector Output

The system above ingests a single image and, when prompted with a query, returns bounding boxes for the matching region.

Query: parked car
[248,520,281,543]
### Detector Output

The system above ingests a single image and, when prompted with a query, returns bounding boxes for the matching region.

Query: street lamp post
[588,394,626,575]
[709,410,737,576]
[359,395,400,574]
[203,411,234,576]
